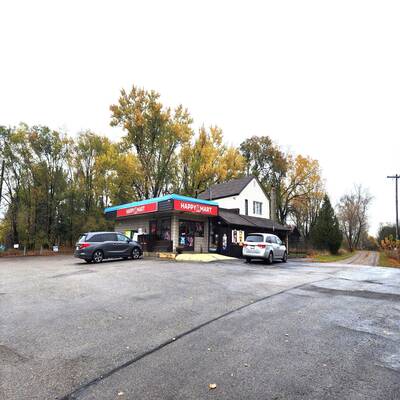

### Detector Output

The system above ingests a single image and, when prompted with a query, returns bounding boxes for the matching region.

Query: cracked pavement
[1,256,399,399]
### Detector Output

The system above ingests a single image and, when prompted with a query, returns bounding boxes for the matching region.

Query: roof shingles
[198,176,254,200]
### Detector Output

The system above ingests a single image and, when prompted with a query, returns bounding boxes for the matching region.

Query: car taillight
[257,244,266,248]
[79,243,91,249]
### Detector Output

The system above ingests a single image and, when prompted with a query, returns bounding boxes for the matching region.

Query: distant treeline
[0,85,323,249]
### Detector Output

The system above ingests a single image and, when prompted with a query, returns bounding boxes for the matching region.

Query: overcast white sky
[1,0,399,234]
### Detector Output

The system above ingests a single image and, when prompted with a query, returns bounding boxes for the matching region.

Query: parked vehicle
[74,232,142,263]
[242,233,287,264]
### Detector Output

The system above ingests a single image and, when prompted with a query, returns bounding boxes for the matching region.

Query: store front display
[104,192,289,256]
[178,220,204,251]
[149,218,171,240]
[179,220,195,250]
[105,194,217,253]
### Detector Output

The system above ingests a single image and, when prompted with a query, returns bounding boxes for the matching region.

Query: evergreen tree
[310,195,342,254]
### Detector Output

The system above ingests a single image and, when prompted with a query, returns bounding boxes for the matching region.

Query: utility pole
[387,174,399,240]
[0,159,4,209]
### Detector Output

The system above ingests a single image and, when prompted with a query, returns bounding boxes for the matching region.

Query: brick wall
[115,216,151,235]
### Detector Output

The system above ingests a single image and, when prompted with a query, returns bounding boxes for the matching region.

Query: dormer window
[253,201,262,215]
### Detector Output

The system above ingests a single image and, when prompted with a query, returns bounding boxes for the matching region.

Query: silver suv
[243,233,287,264]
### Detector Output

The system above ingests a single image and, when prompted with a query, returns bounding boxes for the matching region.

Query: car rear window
[78,235,87,243]
[245,235,264,242]
[87,234,103,242]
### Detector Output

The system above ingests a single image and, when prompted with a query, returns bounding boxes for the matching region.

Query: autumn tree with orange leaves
[240,136,324,228]
[178,126,245,197]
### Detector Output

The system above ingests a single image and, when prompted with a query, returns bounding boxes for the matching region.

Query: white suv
[243,233,287,264]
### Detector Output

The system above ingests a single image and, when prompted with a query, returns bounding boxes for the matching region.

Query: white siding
[214,178,270,218]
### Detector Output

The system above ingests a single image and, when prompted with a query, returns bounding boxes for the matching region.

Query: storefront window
[179,220,196,250]
[149,218,171,240]
[150,220,157,235]
[159,218,171,240]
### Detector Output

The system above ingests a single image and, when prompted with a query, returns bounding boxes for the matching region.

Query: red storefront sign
[116,202,158,217]
[173,200,218,216]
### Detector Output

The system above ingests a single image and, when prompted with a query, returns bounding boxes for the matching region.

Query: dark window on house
[253,201,262,215]
[245,199,248,215]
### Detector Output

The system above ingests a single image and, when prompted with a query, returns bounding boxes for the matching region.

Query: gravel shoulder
[341,250,379,266]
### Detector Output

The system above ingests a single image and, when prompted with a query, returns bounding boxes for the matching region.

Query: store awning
[218,209,290,231]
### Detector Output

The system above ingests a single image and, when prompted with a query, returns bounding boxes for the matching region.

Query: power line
[387,174,399,240]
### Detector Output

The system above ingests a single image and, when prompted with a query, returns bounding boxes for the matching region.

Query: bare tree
[337,185,372,252]
[290,179,325,244]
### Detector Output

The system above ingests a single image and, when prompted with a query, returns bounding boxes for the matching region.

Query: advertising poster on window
[222,233,227,250]
[232,229,245,245]
[232,230,237,244]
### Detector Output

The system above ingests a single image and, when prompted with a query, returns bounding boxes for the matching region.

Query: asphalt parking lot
[1,256,400,400]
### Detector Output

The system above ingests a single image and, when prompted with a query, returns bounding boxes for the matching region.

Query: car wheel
[92,250,104,263]
[131,247,141,260]
[245,257,252,263]
[266,251,273,265]
[282,251,287,263]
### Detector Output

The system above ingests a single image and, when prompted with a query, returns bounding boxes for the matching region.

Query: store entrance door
[178,220,195,251]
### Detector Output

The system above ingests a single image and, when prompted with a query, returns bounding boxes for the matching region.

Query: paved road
[1,256,399,399]
[342,251,380,266]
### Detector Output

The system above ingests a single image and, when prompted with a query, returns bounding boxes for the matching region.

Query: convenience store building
[104,176,290,256]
